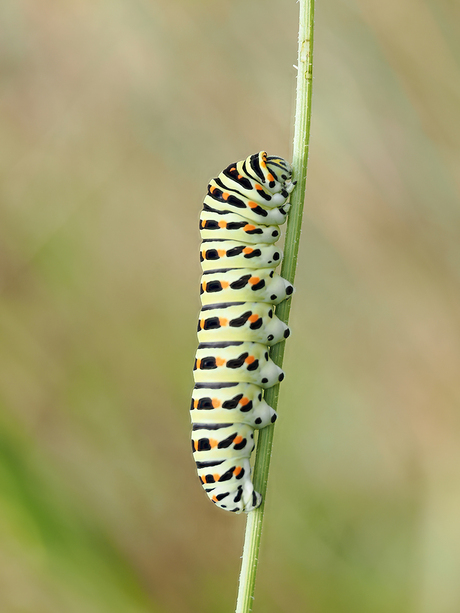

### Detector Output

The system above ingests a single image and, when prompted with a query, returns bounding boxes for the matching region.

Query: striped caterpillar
[191,151,294,513]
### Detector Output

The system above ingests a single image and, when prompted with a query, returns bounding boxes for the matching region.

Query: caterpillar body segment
[207,177,290,210]
[199,210,281,244]
[192,422,256,461]
[194,341,285,387]
[197,302,290,346]
[200,240,283,272]
[200,268,294,306]
[191,382,277,427]
[191,151,294,514]
[203,193,290,226]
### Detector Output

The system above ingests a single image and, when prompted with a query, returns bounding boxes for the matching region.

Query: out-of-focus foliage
[0,1,459,612]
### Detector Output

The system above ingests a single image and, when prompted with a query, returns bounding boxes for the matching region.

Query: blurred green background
[1,0,459,611]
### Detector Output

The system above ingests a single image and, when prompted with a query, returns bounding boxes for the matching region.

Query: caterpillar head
[265,155,292,182]
[255,151,295,195]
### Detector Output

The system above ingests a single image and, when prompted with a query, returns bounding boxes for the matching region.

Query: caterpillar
[191,151,295,513]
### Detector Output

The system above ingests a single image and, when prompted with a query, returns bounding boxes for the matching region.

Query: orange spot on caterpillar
[196,358,202,369]
[216,357,226,367]
[210,185,216,193]
[212,495,218,502]
[222,192,230,200]
[217,249,226,257]
[193,399,199,408]
[209,439,218,449]
[194,440,199,451]
[221,281,229,289]
[213,473,220,482]
[255,184,263,191]
[243,247,253,254]
[234,436,243,445]
[244,224,255,232]
[267,173,274,182]
[202,281,207,291]
[237,174,243,179]
[234,466,242,476]
[219,317,229,327]
[240,397,249,406]
[245,356,255,365]
[218,220,227,228]
[248,201,258,209]
[202,250,207,260]
[249,277,260,285]
[248,314,258,323]
[212,398,221,408]
[200,319,205,329]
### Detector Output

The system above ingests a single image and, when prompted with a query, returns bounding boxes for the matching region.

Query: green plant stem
[235,1,315,611]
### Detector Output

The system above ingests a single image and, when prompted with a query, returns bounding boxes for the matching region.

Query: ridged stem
[235,1,315,611]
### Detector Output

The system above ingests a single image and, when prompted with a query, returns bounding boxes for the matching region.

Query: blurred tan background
[1,1,459,612]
